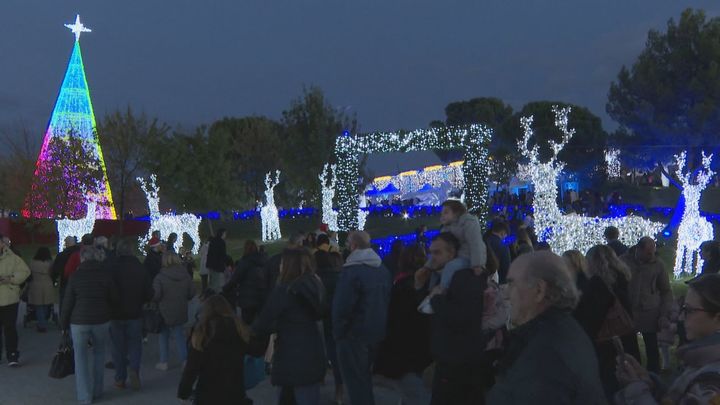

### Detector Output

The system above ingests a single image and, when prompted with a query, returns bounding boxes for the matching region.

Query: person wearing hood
[223,240,267,324]
[700,240,720,275]
[0,234,30,366]
[252,248,327,405]
[615,273,720,404]
[152,252,196,371]
[333,231,391,405]
[178,294,264,405]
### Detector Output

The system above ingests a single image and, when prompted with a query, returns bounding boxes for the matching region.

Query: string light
[24,16,115,219]
[369,161,465,197]
[673,151,714,276]
[335,125,492,231]
[319,163,339,231]
[260,171,282,242]
[56,199,97,252]
[137,174,201,254]
[605,149,621,179]
[518,106,663,254]
[357,195,369,231]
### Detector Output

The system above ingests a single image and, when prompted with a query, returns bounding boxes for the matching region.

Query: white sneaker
[155,362,168,371]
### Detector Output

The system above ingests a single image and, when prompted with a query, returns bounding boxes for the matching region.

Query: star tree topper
[65,15,92,42]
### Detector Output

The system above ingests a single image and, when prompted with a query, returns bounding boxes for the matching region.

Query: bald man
[487,252,605,404]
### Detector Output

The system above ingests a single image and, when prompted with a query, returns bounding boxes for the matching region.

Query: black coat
[487,308,605,405]
[178,318,264,405]
[252,274,326,386]
[607,240,629,258]
[206,237,227,273]
[60,260,118,329]
[143,250,162,282]
[109,255,154,320]
[52,245,80,286]
[224,252,266,310]
[573,274,640,397]
[262,253,282,294]
[429,267,486,365]
[375,274,432,378]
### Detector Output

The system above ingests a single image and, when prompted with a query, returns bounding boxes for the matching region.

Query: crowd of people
[0,197,719,404]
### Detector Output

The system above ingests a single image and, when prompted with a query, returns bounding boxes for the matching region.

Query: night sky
[1,1,719,173]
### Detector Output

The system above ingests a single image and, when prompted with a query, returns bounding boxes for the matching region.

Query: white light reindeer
[260,171,282,242]
[319,163,339,232]
[137,174,201,254]
[56,198,97,252]
[517,106,664,254]
[673,151,715,276]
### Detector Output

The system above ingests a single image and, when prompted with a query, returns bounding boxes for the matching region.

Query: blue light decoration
[23,15,116,219]
[372,230,440,257]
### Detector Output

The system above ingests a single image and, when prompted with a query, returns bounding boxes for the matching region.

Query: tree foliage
[98,107,170,218]
[503,101,608,181]
[281,86,357,203]
[607,8,720,168]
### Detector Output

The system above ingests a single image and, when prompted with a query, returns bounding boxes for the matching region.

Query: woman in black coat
[252,248,326,405]
[223,240,267,324]
[178,294,263,405]
[374,243,432,379]
[573,244,641,400]
[315,234,344,404]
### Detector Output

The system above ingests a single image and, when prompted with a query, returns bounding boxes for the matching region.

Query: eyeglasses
[681,304,711,315]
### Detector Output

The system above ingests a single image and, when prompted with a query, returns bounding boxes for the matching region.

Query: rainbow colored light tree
[23,15,116,219]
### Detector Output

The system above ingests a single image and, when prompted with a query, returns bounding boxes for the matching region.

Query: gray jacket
[152,264,195,327]
[442,213,487,269]
[622,254,673,333]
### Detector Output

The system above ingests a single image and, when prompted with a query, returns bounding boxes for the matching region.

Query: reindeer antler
[518,115,539,162]
[696,151,715,188]
[549,105,575,163]
[674,152,691,186]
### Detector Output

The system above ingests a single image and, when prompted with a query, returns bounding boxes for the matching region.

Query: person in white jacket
[198,240,210,292]
[0,234,30,366]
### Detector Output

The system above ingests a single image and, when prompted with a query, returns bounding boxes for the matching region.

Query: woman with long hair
[178,294,257,405]
[562,249,589,291]
[252,248,326,405]
[28,247,55,332]
[223,239,266,324]
[574,244,640,400]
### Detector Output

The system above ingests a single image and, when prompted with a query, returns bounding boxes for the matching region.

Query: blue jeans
[336,338,376,405]
[158,324,187,363]
[277,383,320,405]
[34,305,53,329]
[110,319,143,383]
[71,323,110,403]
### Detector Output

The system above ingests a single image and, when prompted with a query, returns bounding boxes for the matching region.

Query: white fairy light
[137,174,201,254]
[357,194,369,231]
[65,14,91,42]
[260,171,282,242]
[370,161,465,196]
[319,163,339,231]
[605,149,621,178]
[673,151,715,277]
[518,106,664,254]
[56,198,97,252]
[335,125,492,231]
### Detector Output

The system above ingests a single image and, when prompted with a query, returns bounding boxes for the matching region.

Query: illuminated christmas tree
[23,15,116,219]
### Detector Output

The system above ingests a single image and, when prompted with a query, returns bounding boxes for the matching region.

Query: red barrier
[0,218,150,247]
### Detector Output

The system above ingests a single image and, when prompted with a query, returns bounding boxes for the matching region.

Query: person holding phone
[615,274,720,404]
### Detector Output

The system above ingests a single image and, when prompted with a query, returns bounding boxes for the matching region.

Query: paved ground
[0,301,413,405]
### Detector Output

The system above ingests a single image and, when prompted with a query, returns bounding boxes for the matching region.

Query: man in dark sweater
[604,226,628,257]
[487,251,604,404]
[108,239,154,389]
[420,232,487,405]
[485,221,511,284]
